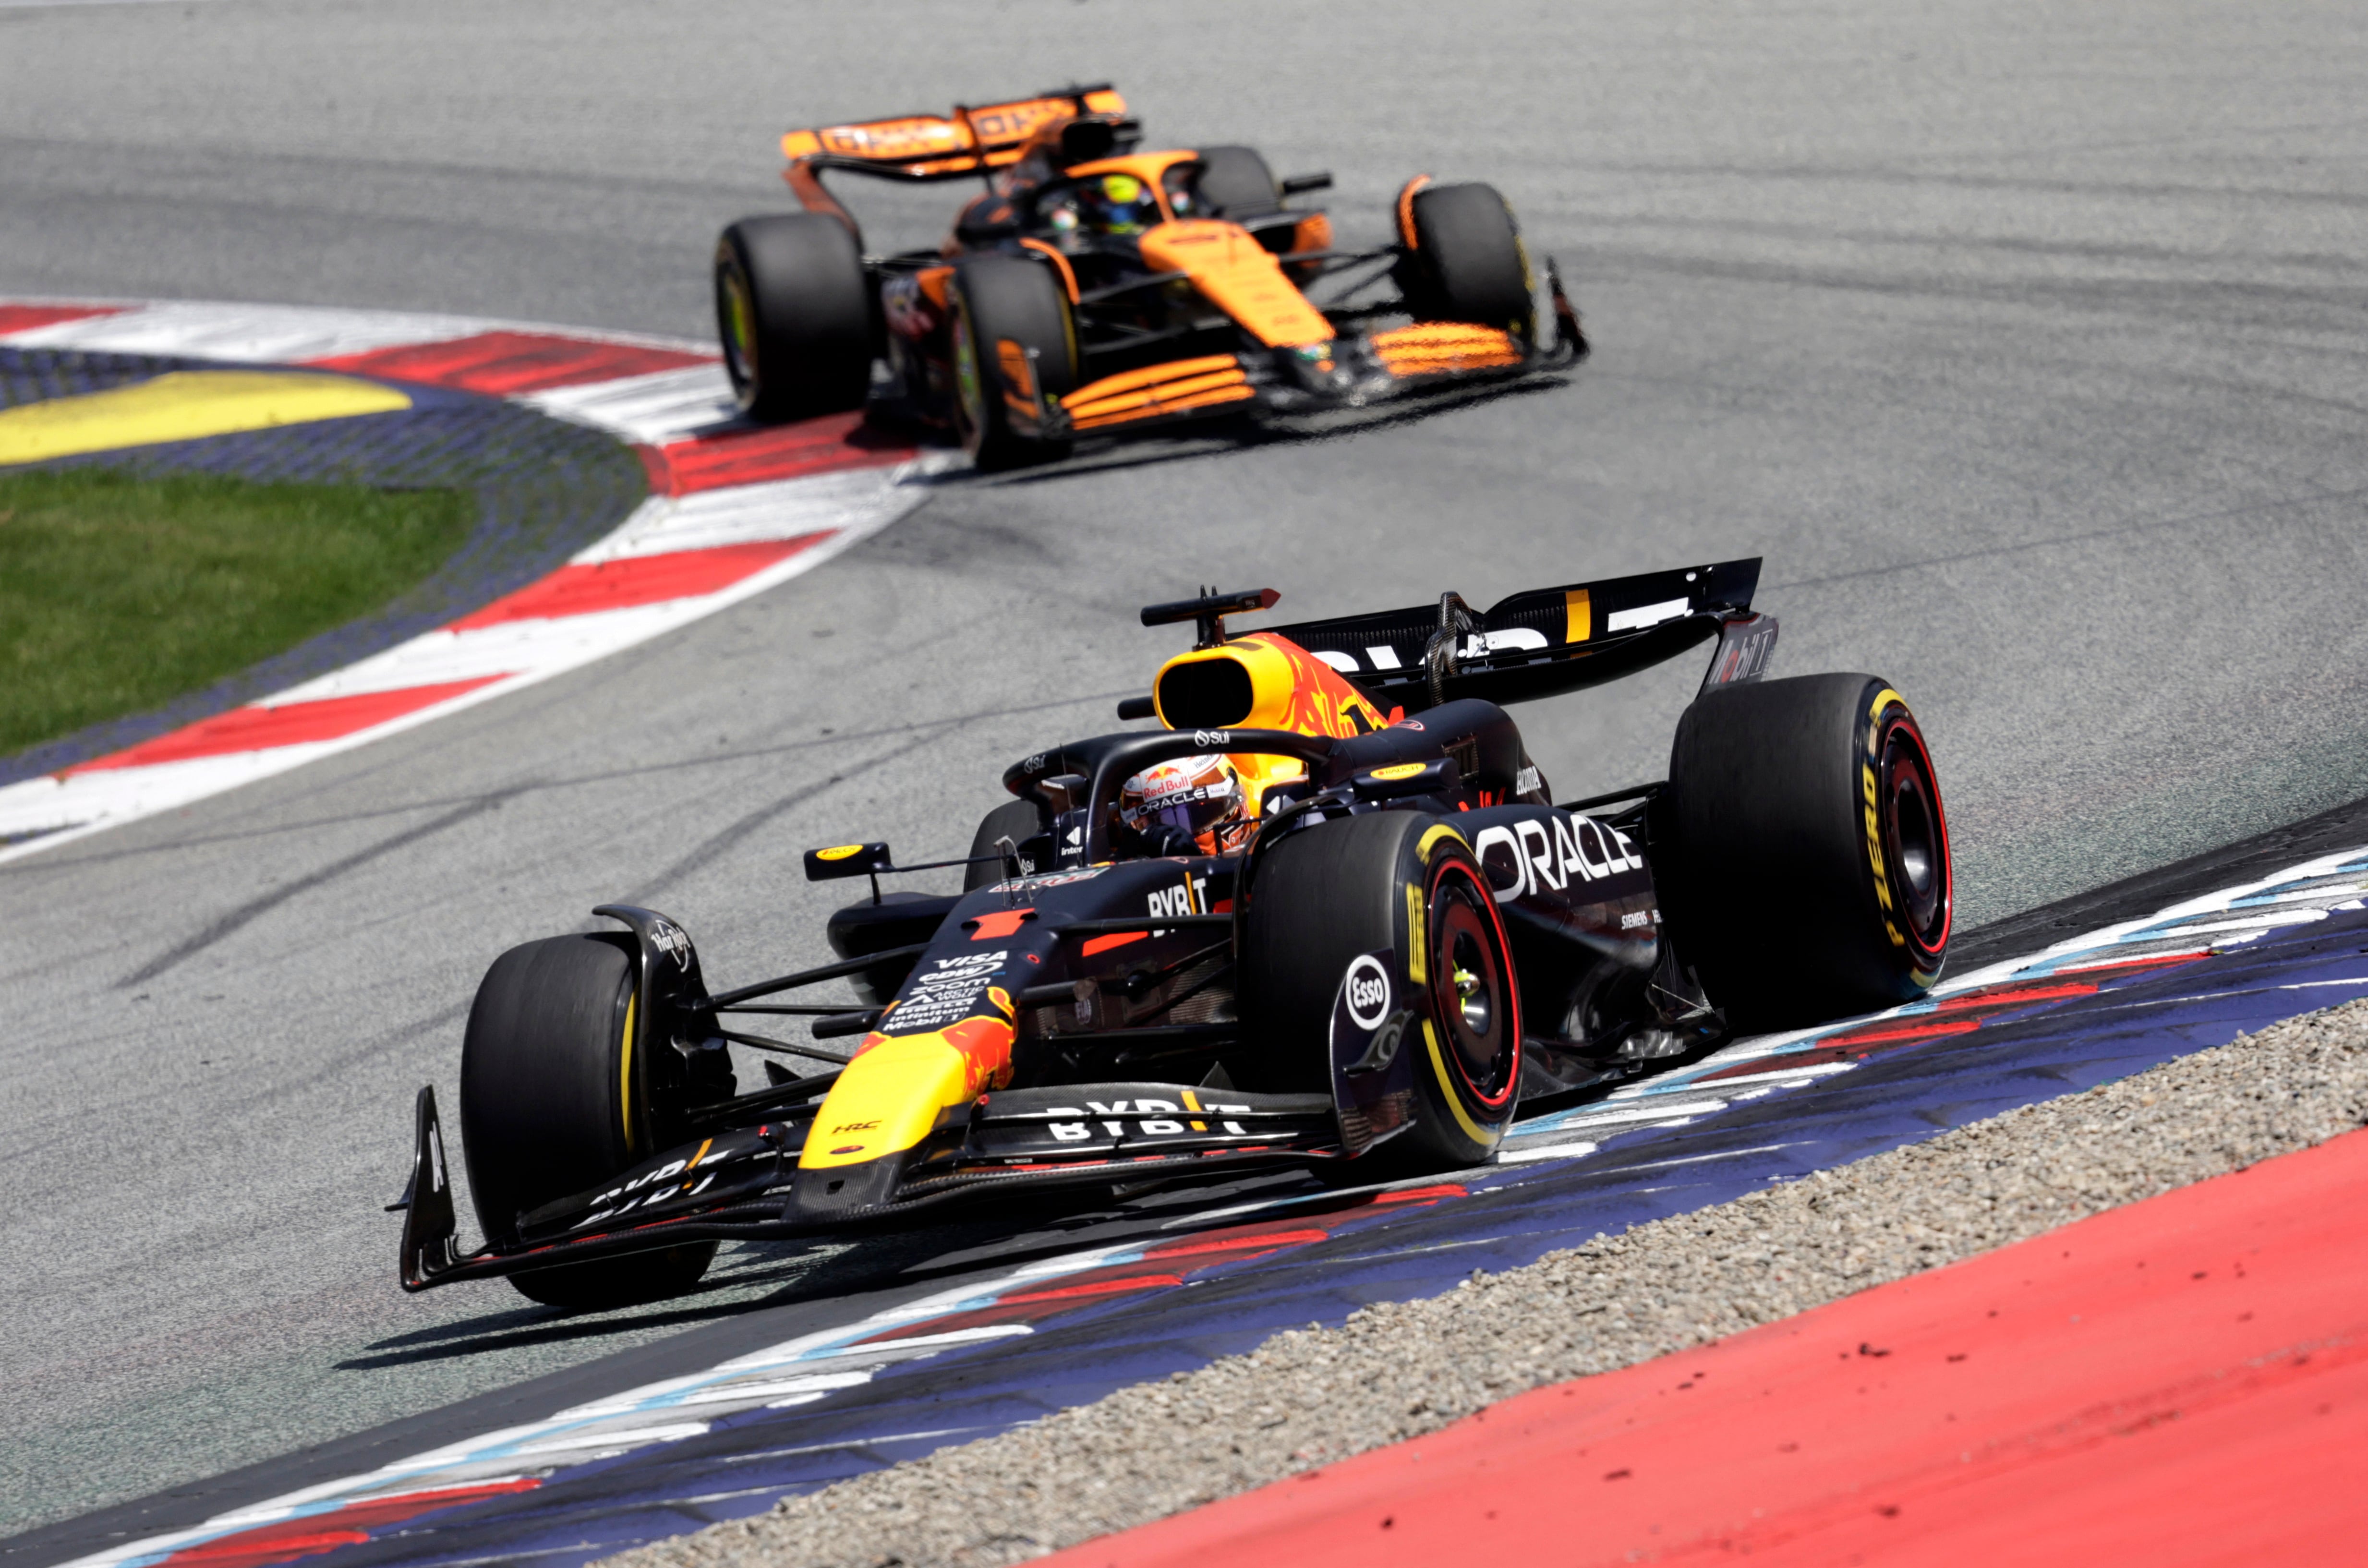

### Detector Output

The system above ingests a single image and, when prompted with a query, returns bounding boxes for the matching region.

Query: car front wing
[1046,257,1587,440]
[396,1083,1343,1292]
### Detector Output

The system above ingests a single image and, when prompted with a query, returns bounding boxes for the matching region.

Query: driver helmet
[1080,172,1156,236]
[1120,754,1246,855]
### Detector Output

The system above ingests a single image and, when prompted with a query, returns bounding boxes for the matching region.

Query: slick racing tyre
[1397,181,1535,340]
[950,252,1079,471]
[714,213,874,422]
[459,933,715,1308]
[1190,145,1281,219]
[964,798,1049,893]
[1659,673,1953,1031]
[1236,811,1521,1172]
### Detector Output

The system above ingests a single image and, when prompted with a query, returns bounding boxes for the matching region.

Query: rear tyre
[1191,145,1281,219]
[714,214,874,422]
[950,253,1079,471]
[1659,673,1953,1031]
[964,798,1049,892]
[459,933,715,1308]
[1398,182,1534,339]
[1236,812,1521,1172]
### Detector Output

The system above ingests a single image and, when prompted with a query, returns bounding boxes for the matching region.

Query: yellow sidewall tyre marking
[617,989,638,1154]
[1416,823,1466,862]
[1422,1019,1495,1147]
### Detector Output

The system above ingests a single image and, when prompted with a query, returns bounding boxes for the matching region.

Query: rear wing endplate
[1261,557,1768,710]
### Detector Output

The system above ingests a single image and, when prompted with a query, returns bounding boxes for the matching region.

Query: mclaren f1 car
[711,83,1585,470]
[395,559,1952,1305]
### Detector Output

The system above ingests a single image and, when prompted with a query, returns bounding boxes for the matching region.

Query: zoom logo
[1342,954,1393,1031]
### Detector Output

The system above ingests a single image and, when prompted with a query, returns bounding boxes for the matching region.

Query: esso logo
[1343,954,1392,1031]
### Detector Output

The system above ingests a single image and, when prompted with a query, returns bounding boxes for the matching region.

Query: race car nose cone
[1279,342,1352,393]
[788,1155,907,1221]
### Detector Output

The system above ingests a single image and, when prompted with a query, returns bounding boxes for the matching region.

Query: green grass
[0,466,472,757]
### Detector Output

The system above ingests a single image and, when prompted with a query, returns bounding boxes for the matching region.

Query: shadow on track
[336,1167,1336,1371]
[914,373,1573,491]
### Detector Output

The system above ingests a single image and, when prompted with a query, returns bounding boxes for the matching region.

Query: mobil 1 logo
[882,950,1006,1033]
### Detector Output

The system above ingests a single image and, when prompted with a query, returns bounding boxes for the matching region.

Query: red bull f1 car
[396,560,1953,1306]
[711,84,1586,470]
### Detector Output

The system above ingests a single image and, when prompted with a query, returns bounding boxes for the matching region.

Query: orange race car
[712,84,1587,470]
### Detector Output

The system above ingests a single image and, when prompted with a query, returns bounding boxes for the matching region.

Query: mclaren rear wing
[1262,557,1774,709]
[780,84,1127,181]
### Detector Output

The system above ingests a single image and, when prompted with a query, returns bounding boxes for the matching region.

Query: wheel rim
[950,294,988,454]
[718,260,759,400]
[1427,860,1518,1109]
[1878,718,1951,958]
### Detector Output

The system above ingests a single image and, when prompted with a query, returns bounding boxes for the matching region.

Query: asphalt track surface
[18,828,2368,1568]
[3,0,2366,1543]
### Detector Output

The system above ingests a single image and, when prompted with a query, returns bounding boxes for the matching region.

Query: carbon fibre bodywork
[726,83,1584,458]
[398,560,1861,1293]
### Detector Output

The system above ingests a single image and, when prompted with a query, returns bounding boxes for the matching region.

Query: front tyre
[1659,673,1953,1031]
[964,798,1049,893]
[1190,145,1281,219]
[714,214,874,422]
[1236,811,1521,1172]
[459,933,715,1308]
[950,253,1078,471]
[1396,181,1535,340]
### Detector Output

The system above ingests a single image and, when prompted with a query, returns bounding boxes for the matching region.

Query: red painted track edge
[1044,1128,2368,1568]
[64,678,510,772]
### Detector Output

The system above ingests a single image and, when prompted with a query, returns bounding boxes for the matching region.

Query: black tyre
[949,253,1079,471]
[459,933,715,1308]
[714,214,874,422]
[1659,673,1953,1031]
[1191,145,1280,219]
[1399,182,1534,338]
[964,798,1048,892]
[1236,811,1521,1171]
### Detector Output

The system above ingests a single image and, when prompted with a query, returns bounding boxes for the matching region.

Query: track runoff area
[0,298,954,861]
[2,298,2361,1566]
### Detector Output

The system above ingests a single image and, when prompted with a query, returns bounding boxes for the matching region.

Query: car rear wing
[1261,557,1770,710]
[780,84,1128,181]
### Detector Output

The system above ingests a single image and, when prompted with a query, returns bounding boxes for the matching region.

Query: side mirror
[1280,171,1333,197]
[804,842,892,881]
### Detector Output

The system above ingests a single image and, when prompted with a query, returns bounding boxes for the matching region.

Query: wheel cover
[950,295,989,454]
[717,261,759,398]
[1426,859,1519,1110]
[1877,716,1951,959]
